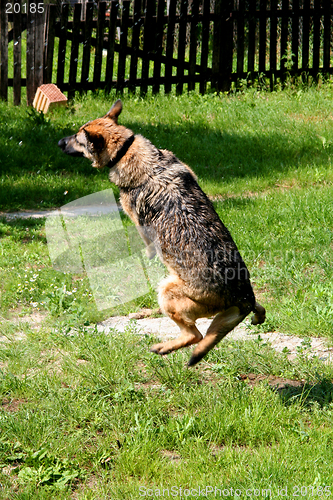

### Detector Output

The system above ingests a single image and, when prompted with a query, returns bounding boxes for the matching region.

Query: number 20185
[6,3,44,14]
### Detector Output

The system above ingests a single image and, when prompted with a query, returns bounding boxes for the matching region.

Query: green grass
[1,86,333,497]
[1,85,333,332]
[1,327,333,498]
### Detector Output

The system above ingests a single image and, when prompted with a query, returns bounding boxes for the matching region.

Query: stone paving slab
[0,210,56,220]
[98,315,333,363]
[0,205,121,220]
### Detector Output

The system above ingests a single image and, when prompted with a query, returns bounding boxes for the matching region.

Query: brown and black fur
[58,100,265,366]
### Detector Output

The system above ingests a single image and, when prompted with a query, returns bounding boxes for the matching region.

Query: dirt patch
[12,310,48,328]
[239,373,305,392]
[1,398,26,413]
[160,450,182,463]
[98,314,333,363]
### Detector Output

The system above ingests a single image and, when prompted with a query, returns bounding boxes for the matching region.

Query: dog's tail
[250,301,266,325]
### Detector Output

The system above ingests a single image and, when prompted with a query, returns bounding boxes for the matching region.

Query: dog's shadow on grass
[275,377,333,408]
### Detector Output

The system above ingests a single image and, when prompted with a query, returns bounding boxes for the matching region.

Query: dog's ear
[106,100,123,122]
[83,128,105,151]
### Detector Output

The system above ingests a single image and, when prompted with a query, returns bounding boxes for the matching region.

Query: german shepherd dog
[58,100,265,366]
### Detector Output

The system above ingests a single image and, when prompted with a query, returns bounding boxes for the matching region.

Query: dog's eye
[76,139,85,148]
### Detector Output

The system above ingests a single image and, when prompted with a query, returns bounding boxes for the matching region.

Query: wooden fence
[0,0,333,105]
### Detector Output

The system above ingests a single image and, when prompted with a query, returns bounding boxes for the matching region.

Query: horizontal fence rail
[0,0,333,105]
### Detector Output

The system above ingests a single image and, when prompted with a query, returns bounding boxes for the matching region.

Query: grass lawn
[1,85,333,497]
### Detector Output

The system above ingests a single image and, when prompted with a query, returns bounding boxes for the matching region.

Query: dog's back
[120,136,255,315]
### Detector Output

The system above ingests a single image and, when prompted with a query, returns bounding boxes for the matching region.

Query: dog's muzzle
[58,136,84,157]
[58,136,69,150]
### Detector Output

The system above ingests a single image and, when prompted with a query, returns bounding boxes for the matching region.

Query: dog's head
[58,100,134,169]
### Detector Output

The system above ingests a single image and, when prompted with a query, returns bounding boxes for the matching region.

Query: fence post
[247,0,256,82]
[94,1,107,91]
[323,0,331,75]
[200,0,211,95]
[258,0,267,75]
[117,0,130,93]
[105,1,119,94]
[13,0,22,105]
[236,0,245,83]
[291,0,299,76]
[165,0,177,94]
[141,0,156,95]
[68,2,82,99]
[81,1,94,93]
[34,6,45,93]
[280,0,289,82]
[0,0,8,101]
[176,0,188,95]
[213,0,233,92]
[270,0,277,90]
[188,0,199,92]
[26,0,35,105]
[44,4,56,84]
[302,0,310,78]
[57,2,69,91]
[153,0,166,94]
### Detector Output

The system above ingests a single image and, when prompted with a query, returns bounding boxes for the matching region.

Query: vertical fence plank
[68,3,81,99]
[117,0,130,93]
[220,0,234,91]
[81,1,94,93]
[247,0,256,79]
[188,0,199,92]
[45,4,56,83]
[200,0,210,94]
[280,0,289,81]
[176,0,188,95]
[165,0,177,93]
[141,0,155,94]
[94,1,107,90]
[323,0,331,73]
[57,2,69,90]
[302,0,310,74]
[34,8,45,93]
[153,0,165,94]
[237,0,245,81]
[270,0,277,89]
[291,0,299,74]
[0,0,8,101]
[105,1,119,94]
[212,0,222,90]
[258,0,267,74]
[312,0,320,75]
[13,0,22,105]
[26,0,35,105]
[129,0,142,93]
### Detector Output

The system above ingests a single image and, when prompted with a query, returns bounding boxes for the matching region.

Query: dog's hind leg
[150,276,204,355]
[188,306,247,367]
[150,320,203,355]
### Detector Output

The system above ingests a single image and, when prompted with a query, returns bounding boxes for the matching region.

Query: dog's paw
[150,342,172,355]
